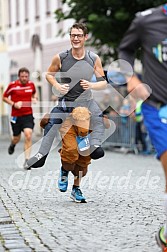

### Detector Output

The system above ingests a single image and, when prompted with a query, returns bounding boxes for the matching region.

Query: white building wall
[0,0,10,134]
[7,0,73,86]
[3,0,74,135]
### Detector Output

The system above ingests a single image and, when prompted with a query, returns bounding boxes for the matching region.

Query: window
[10,74,17,81]
[8,0,11,27]
[35,0,40,20]
[8,34,13,46]
[46,0,51,16]
[16,32,20,44]
[25,0,29,22]
[24,29,30,43]
[16,0,20,26]
[10,60,18,70]
[46,23,51,38]
[0,1,2,29]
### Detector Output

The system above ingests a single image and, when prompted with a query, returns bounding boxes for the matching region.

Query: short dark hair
[18,67,30,76]
[69,23,88,35]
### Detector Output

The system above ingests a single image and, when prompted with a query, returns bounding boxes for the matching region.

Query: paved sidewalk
[0,136,165,252]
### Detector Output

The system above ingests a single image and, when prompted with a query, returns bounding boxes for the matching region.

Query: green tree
[55,0,166,63]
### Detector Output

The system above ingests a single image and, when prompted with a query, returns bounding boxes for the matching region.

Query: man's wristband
[12,102,15,107]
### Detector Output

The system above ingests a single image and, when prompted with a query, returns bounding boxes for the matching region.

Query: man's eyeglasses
[70,34,84,38]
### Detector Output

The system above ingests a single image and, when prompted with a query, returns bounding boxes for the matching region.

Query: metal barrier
[102,115,138,154]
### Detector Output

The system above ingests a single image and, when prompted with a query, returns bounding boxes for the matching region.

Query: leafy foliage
[55,0,167,63]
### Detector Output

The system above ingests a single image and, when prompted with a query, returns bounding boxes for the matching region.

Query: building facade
[0,0,10,134]
[0,0,74,135]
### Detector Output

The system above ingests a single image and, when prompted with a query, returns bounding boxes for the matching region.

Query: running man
[27,23,107,202]
[118,3,167,250]
[3,67,37,169]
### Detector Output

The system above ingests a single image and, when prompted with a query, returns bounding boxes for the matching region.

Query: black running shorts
[11,114,35,136]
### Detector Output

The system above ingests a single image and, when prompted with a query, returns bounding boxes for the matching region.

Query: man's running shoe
[8,144,15,155]
[76,135,90,152]
[70,186,87,203]
[155,226,167,251]
[26,153,47,168]
[90,145,104,159]
[58,167,69,192]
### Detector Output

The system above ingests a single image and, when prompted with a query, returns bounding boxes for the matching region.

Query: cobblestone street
[0,136,165,252]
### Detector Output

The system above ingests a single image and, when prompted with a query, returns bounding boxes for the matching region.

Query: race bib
[158,105,167,123]
[10,116,17,124]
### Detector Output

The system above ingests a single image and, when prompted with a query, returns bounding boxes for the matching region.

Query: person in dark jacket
[118,3,167,250]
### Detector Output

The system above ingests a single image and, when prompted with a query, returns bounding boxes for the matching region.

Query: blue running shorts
[142,102,167,159]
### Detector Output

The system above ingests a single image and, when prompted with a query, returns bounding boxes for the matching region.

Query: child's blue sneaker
[70,187,87,203]
[58,167,69,192]
[76,135,90,152]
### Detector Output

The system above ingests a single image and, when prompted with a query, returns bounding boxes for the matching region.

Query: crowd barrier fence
[102,116,138,154]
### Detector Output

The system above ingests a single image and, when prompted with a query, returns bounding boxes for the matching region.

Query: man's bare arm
[127,75,150,100]
[3,96,22,109]
[80,56,107,90]
[3,96,14,106]
[46,54,69,94]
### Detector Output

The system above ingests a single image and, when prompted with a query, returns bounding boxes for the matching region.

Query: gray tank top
[58,49,97,101]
